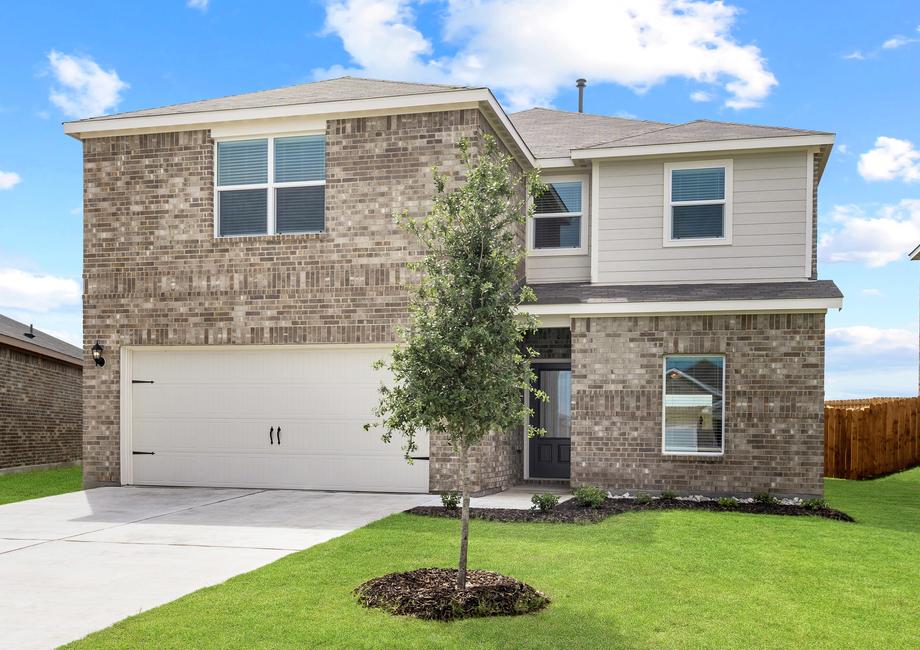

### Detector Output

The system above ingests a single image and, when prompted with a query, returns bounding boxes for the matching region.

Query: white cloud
[315,0,778,111]
[0,268,81,312]
[187,0,209,10]
[860,288,882,297]
[882,35,915,49]
[690,90,713,102]
[0,171,21,190]
[836,144,849,155]
[825,325,918,399]
[828,326,916,352]
[819,200,920,267]
[858,136,920,182]
[47,50,128,118]
[842,50,865,60]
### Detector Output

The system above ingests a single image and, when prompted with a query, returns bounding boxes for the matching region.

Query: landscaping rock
[354,568,549,621]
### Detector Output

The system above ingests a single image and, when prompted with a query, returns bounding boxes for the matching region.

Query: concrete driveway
[0,487,435,649]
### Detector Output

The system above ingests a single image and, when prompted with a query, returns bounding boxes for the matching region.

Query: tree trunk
[457,441,471,590]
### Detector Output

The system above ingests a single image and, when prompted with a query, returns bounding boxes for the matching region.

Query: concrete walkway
[0,487,436,650]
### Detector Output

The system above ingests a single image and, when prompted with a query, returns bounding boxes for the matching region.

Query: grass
[67,468,920,649]
[0,465,82,506]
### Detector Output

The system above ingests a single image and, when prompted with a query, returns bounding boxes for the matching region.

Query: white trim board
[522,297,842,318]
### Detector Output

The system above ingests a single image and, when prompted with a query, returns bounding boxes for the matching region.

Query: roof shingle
[0,314,82,361]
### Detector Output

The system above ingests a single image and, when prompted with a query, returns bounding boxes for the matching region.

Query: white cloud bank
[826,326,918,399]
[0,268,81,313]
[188,0,209,10]
[858,136,920,182]
[819,200,920,267]
[0,171,21,190]
[315,0,778,110]
[47,50,128,118]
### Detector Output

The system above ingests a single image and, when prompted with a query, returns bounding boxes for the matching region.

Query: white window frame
[214,131,326,238]
[663,159,733,247]
[661,354,726,457]
[528,174,589,256]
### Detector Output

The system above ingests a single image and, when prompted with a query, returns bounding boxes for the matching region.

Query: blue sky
[0,0,917,399]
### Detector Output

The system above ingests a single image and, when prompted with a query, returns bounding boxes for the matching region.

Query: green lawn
[0,465,82,506]
[67,469,920,649]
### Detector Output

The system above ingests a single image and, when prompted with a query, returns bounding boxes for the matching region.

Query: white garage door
[128,346,429,492]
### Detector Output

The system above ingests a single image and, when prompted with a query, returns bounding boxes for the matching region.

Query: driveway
[0,487,434,649]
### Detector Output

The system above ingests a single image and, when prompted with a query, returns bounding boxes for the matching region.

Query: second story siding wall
[596,150,810,284]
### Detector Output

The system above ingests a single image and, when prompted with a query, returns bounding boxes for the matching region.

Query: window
[216,134,325,237]
[662,355,724,455]
[664,160,732,245]
[531,177,585,253]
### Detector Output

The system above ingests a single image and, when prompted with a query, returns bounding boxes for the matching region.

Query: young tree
[368,134,545,590]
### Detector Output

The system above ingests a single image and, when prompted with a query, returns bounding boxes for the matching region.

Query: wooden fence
[825,396,920,479]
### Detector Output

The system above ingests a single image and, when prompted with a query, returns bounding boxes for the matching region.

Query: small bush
[634,492,653,505]
[440,491,460,510]
[717,497,737,507]
[530,493,560,512]
[754,492,777,505]
[573,486,607,508]
[660,490,678,501]
[802,498,827,510]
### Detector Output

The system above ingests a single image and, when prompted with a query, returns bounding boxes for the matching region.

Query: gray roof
[509,108,671,159]
[531,280,842,305]
[77,77,475,122]
[510,109,831,159]
[0,314,82,361]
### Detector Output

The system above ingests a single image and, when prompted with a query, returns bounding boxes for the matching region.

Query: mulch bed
[354,568,549,620]
[407,497,854,524]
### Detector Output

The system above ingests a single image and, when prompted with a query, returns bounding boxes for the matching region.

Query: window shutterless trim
[214,131,325,238]
[661,354,726,456]
[528,173,589,256]
[662,159,733,247]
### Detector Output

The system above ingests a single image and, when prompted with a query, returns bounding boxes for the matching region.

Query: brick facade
[570,313,825,496]
[82,108,520,492]
[1,345,82,470]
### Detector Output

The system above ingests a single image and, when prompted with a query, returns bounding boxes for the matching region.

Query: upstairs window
[662,355,725,455]
[664,160,732,245]
[532,178,585,253]
[216,134,325,237]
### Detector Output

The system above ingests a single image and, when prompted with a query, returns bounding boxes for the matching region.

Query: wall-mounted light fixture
[91,341,105,367]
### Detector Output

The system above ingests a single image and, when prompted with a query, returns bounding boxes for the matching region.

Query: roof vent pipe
[24,324,35,339]
[576,78,587,113]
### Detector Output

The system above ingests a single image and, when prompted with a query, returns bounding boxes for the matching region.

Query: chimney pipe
[576,78,587,113]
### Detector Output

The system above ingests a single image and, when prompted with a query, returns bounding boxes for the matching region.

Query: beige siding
[596,151,809,284]
[526,169,591,284]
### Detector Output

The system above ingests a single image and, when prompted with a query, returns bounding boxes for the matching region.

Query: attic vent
[23,324,36,339]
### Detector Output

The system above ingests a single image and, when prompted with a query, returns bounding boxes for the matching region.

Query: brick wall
[570,313,825,496]
[83,108,523,491]
[0,345,82,469]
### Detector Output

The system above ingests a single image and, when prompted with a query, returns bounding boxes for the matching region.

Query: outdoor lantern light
[92,341,105,367]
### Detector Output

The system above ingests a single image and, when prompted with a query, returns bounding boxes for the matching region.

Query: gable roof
[0,314,82,365]
[508,108,670,159]
[585,118,830,149]
[78,77,475,122]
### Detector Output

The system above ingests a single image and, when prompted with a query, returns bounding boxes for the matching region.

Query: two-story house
[65,77,841,497]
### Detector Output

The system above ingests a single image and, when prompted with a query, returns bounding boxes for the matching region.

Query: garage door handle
[276,426,281,446]
[269,427,274,445]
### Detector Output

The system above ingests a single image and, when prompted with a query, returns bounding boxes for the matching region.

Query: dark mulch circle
[354,567,550,621]
[408,497,854,524]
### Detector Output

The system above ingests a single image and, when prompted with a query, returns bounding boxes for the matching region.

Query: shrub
[573,486,607,508]
[660,490,678,501]
[530,493,560,512]
[717,497,737,507]
[802,498,827,510]
[440,491,460,511]
[634,492,653,505]
[754,492,777,505]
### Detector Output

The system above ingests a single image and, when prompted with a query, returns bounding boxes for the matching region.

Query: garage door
[128,346,429,492]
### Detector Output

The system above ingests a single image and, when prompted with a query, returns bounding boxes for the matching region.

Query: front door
[529,364,572,479]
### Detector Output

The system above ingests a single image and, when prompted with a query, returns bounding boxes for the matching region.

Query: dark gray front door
[529,364,571,479]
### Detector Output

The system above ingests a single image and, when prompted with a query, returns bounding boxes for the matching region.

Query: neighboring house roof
[531,280,843,306]
[910,243,920,260]
[0,314,82,366]
[508,108,671,159]
[78,77,475,121]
